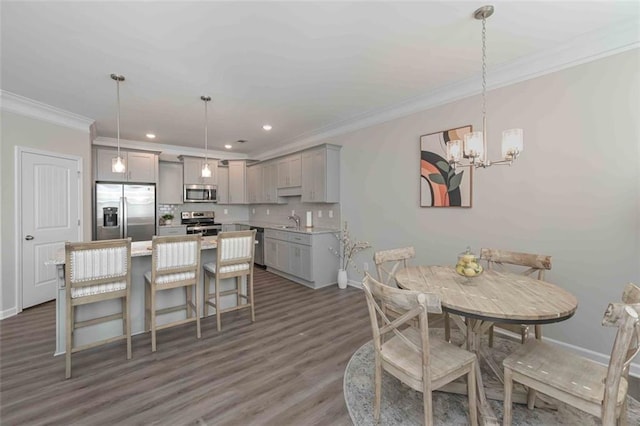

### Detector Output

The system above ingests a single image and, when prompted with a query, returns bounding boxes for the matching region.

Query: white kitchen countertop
[45,236,219,266]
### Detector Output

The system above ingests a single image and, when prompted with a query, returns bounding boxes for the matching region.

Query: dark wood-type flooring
[1,268,371,426]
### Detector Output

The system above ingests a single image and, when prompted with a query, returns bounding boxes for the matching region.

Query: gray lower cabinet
[264,228,338,288]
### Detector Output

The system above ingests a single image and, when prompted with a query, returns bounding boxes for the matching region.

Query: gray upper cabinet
[262,161,279,204]
[217,166,229,204]
[228,160,247,204]
[277,154,301,188]
[246,164,261,203]
[158,161,183,204]
[181,156,218,186]
[95,148,158,183]
[301,144,341,203]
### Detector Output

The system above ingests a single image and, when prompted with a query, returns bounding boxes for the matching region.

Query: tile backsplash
[249,197,340,229]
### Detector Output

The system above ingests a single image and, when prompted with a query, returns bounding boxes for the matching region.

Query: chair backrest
[151,234,201,280]
[600,301,640,424]
[362,272,441,371]
[64,238,131,295]
[216,230,256,268]
[621,283,640,377]
[480,248,551,280]
[373,247,416,287]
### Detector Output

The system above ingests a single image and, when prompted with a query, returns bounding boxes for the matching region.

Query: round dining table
[395,265,578,425]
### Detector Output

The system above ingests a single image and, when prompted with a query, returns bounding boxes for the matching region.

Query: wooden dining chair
[502,296,640,426]
[362,273,478,426]
[64,238,132,379]
[203,229,256,331]
[144,234,201,352]
[374,247,450,341]
[479,248,552,346]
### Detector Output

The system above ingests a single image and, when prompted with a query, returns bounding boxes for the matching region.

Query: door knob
[25,235,34,240]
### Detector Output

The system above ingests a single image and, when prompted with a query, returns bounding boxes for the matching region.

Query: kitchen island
[45,237,245,355]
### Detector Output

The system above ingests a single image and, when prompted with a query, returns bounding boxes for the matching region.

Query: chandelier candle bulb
[446,140,463,163]
[306,211,313,228]
[464,131,484,159]
[502,128,524,159]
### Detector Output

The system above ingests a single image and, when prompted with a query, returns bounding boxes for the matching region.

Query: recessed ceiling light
[262,124,272,131]
[146,133,156,139]
[224,144,232,149]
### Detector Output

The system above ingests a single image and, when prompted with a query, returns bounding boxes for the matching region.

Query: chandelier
[446,5,523,169]
[110,74,126,173]
[201,95,212,178]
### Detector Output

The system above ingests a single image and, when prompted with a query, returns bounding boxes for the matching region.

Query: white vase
[338,269,348,290]
[164,219,172,225]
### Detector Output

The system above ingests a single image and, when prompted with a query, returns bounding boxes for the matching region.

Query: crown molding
[93,137,248,160]
[253,18,640,160]
[0,90,94,133]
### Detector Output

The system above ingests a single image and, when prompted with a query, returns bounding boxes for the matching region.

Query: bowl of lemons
[455,247,483,278]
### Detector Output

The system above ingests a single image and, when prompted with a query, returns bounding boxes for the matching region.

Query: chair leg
[374,355,382,423]
[125,294,132,360]
[215,274,221,332]
[468,362,478,426]
[503,367,513,426]
[195,282,201,339]
[423,386,433,426]
[203,271,210,317]
[236,276,241,307]
[249,270,255,323]
[534,324,542,340]
[151,285,157,352]
[186,285,193,318]
[65,302,73,379]
[618,396,629,426]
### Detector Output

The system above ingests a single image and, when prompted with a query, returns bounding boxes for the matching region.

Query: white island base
[49,238,246,355]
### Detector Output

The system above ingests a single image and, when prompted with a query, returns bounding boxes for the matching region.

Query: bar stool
[144,234,201,352]
[64,238,132,379]
[203,230,256,331]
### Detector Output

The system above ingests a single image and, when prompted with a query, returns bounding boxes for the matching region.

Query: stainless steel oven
[181,211,221,236]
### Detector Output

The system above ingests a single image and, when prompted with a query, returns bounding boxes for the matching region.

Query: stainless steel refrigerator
[95,183,156,242]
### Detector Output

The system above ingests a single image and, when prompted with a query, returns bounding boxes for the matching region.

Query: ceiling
[2,1,638,157]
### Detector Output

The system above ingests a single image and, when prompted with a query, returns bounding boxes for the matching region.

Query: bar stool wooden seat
[144,234,201,352]
[64,238,132,379]
[203,230,256,332]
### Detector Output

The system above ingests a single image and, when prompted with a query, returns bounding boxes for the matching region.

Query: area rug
[344,330,640,425]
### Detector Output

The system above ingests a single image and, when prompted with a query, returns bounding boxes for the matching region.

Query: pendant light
[446,5,523,169]
[110,74,126,173]
[201,95,212,178]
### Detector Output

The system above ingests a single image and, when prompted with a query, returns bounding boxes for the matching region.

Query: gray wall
[1,111,93,316]
[332,49,639,357]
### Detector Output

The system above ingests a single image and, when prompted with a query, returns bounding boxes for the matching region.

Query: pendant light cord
[116,78,121,157]
[204,99,208,164]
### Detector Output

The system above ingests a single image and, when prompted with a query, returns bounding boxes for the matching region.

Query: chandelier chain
[481,15,487,120]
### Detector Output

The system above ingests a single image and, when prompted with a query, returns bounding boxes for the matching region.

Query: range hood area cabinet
[95,147,159,183]
[181,156,218,186]
[277,154,301,188]
[158,161,183,204]
[247,161,285,204]
[301,144,341,203]
[217,160,247,204]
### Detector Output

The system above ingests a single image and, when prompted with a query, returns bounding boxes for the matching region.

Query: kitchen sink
[274,225,298,229]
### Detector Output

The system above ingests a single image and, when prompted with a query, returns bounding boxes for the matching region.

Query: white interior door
[21,150,80,309]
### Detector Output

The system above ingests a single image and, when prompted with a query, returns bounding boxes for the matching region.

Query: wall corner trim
[0,90,94,133]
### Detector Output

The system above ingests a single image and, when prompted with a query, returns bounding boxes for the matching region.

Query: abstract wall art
[420,125,473,207]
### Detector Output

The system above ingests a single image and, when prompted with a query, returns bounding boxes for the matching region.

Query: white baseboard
[347,279,362,289]
[0,307,18,320]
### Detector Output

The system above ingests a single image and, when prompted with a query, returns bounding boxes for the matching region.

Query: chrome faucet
[288,214,301,230]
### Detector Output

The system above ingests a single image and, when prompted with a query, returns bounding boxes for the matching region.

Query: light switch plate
[329,210,333,218]
[252,208,255,214]
[266,209,270,215]
[224,209,228,215]
[318,210,322,218]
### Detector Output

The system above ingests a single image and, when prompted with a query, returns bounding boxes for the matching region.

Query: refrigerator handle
[121,196,127,238]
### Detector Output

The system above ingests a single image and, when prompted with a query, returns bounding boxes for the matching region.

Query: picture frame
[420,125,473,208]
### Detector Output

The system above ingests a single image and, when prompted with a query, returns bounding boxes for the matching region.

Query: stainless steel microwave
[184,184,217,203]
